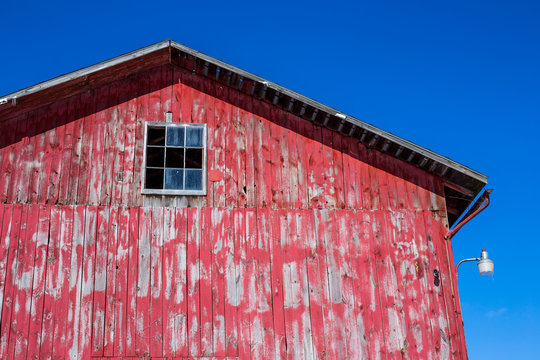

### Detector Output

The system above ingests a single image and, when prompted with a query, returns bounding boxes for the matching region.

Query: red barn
[0,40,488,359]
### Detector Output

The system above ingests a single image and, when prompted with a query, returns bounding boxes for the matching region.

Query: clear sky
[2,1,539,358]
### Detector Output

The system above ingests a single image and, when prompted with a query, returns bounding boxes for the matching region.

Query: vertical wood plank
[243,105,256,208]
[129,75,149,207]
[224,88,239,208]
[135,207,151,356]
[210,208,226,356]
[108,82,127,206]
[0,203,23,357]
[125,207,139,356]
[88,86,110,205]
[161,64,173,114]
[303,209,326,360]
[46,102,67,204]
[203,74,216,208]
[341,135,361,210]
[111,207,129,356]
[14,113,34,204]
[306,124,325,209]
[269,117,284,209]
[174,208,189,357]
[120,76,138,206]
[162,207,184,357]
[76,92,97,205]
[104,207,119,356]
[208,81,225,208]
[162,207,175,358]
[253,113,270,208]
[214,86,229,208]
[253,208,276,359]
[78,206,98,359]
[248,209,266,359]
[293,210,316,360]
[66,95,85,204]
[235,103,248,208]
[233,208,250,360]
[189,72,208,208]
[287,114,301,209]
[26,205,51,359]
[66,205,86,359]
[57,96,76,204]
[36,106,57,205]
[358,144,372,210]
[269,209,287,358]
[224,208,239,357]
[91,206,110,356]
[27,108,48,204]
[294,120,310,210]
[187,207,201,356]
[150,207,164,357]
[331,131,346,209]
[321,128,337,209]
[51,206,74,359]
[39,205,60,359]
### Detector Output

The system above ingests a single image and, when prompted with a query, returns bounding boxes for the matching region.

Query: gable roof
[0,39,487,225]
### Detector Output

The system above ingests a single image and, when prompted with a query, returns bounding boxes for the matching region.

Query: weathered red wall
[0,65,445,212]
[0,64,466,359]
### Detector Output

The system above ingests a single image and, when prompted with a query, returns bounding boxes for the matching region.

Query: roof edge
[0,40,171,104]
[169,40,488,185]
[0,39,488,224]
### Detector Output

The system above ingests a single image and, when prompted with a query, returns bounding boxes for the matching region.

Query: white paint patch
[225,256,238,306]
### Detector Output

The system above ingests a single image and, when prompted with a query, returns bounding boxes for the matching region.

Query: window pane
[146,147,164,167]
[145,168,164,189]
[185,148,203,169]
[185,169,203,190]
[186,127,203,147]
[165,169,184,190]
[166,148,184,168]
[166,127,185,146]
[147,127,165,145]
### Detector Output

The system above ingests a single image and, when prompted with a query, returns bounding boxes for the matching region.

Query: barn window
[142,122,207,195]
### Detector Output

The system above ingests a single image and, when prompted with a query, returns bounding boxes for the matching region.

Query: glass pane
[186,127,203,147]
[166,127,185,146]
[145,168,164,189]
[146,147,164,167]
[165,169,184,190]
[147,127,165,145]
[185,148,203,169]
[166,148,184,168]
[185,169,203,190]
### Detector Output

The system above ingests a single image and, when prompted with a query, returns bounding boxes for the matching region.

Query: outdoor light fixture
[456,249,494,277]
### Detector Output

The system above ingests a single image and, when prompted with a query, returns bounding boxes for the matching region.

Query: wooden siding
[0,63,467,359]
[0,204,462,359]
[0,65,445,212]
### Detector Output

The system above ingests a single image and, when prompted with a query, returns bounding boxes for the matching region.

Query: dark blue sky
[2,1,539,358]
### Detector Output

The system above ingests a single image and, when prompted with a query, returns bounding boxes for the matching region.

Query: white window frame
[142,122,207,196]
